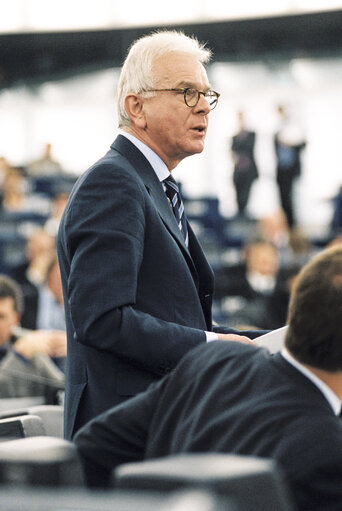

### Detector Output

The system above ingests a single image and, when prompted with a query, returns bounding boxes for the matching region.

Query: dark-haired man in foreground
[75,245,342,510]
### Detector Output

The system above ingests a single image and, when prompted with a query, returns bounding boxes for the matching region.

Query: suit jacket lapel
[111,136,199,280]
[148,174,190,253]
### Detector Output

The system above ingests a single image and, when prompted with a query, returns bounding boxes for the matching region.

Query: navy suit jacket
[75,341,342,511]
[58,135,224,439]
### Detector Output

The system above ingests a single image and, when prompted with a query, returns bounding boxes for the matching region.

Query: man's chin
[187,141,205,156]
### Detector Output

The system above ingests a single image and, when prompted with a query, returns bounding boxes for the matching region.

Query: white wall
[0,69,119,173]
[1,57,341,237]
[2,0,342,32]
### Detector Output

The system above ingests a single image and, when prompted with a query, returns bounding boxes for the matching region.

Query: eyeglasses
[141,87,220,110]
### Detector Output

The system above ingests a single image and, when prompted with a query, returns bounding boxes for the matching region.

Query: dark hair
[0,275,24,315]
[285,245,342,370]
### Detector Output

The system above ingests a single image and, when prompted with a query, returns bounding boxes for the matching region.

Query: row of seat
[0,404,63,439]
[0,436,294,510]
[0,403,295,510]
[0,486,219,511]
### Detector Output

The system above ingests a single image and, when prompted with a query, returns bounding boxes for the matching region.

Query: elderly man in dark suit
[74,245,342,511]
[57,30,261,441]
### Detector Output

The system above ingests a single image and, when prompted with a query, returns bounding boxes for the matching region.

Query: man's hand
[217,333,256,345]
[13,330,67,359]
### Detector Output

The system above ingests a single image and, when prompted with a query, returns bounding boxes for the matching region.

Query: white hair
[117,30,212,128]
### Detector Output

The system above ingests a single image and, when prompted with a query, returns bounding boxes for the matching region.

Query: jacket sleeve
[73,376,167,487]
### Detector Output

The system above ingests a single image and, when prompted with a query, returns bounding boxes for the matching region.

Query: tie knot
[163,176,179,193]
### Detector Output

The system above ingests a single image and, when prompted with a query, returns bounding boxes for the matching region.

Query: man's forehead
[153,53,209,84]
[0,297,16,311]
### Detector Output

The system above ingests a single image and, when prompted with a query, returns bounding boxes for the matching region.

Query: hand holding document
[255,325,288,353]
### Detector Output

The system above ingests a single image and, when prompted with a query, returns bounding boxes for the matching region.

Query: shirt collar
[246,271,276,293]
[119,130,170,182]
[281,347,342,416]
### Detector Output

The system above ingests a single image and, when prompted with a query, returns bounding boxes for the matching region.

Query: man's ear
[124,94,146,129]
[14,311,21,327]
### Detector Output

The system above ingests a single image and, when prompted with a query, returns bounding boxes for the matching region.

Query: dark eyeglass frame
[141,87,220,110]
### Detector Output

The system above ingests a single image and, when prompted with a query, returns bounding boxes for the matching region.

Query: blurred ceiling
[1,9,342,90]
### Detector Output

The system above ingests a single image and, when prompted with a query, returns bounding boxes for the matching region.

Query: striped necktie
[163,175,189,246]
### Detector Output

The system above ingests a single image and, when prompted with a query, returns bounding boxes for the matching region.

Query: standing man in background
[231,110,258,217]
[58,30,261,440]
[274,104,306,229]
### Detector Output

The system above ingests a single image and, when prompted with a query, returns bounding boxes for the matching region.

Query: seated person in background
[36,256,65,331]
[0,167,50,215]
[230,236,280,297]
[23,255,65,333]
[0,156,12,185]
[216,236,283,329]
[9,228,56,329]
[0,275,65,398]
[0,167,29,212]
[258,209,290,251]
[44,191,70,237]
[287,228,315,267]
[266,262,301,330]
[74,245,342,511]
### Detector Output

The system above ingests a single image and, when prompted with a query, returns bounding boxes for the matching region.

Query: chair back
[0,414,46,440]
[0,405,64,438]
[0,436,84,487]
[114,453,295,511]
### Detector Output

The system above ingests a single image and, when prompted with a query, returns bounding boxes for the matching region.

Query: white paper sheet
[255,325,288,353]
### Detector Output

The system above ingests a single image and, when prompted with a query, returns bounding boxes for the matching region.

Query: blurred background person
[27,142,64,177]
[0,274,65,398]
[27,255,66,372]
[0,167,29,213]
[0,156,12,186]
[224,236,280,299]
[9,227,56,329]
[215,235,296,329]
[31,256,65,333]
[0,166,51,215]
[274,104,306,229]
[258,210,290,254]
[44,191,70,237]
[230,110,258,218]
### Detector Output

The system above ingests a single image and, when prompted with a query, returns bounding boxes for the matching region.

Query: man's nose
[194,93,211,114]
